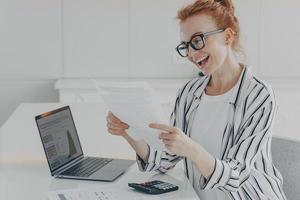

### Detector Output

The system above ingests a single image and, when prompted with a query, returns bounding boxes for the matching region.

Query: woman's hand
[106,111,149,161]
[106,111,129,137]
[149,123,215,178]
[149,123,196,159]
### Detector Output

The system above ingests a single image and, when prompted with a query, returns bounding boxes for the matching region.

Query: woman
[106,0,286,199]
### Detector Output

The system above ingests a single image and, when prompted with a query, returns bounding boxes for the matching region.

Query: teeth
[197,56,209,65]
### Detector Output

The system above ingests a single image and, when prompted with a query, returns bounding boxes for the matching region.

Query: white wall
[62,0,195,78]
[63,0,129,77]
[0,0,62,125]
[1,0,300,136]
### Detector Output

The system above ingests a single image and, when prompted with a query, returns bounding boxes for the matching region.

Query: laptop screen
[36,106,83,172]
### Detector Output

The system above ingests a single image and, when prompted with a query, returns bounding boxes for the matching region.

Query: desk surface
[0,161,198,200]
[0,103,199,200]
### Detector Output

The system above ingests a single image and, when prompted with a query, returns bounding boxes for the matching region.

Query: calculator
[128,180,179,194]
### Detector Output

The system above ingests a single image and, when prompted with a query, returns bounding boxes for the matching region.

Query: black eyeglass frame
[175,29,225,57]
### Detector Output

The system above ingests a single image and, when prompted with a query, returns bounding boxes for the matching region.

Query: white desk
[0,103,199,200]
[0,162,198,200]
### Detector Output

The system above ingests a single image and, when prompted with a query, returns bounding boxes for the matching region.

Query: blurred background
[1,0,300,139]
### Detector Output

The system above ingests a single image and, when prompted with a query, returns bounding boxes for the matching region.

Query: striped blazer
[137,66,286,200]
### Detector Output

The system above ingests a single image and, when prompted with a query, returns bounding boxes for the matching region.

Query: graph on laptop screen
[36,108,83,171]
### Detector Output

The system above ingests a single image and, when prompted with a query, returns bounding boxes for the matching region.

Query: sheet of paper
[47,189,119,200]
[92,80,169,150]
[46,187,159,200]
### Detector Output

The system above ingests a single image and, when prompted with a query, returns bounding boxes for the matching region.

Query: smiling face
[180,13,229,75]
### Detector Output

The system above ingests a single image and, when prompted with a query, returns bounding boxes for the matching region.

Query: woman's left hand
[149,123,195,158]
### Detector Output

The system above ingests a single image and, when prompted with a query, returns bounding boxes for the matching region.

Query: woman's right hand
[106,111,149,162]
[106,111,130,137]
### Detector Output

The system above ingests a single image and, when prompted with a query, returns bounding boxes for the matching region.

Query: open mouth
[197,56,209,68]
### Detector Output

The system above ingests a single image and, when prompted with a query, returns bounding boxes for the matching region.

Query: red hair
[177,0,241,52]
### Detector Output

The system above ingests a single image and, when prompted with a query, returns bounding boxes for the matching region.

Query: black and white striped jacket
[137,66,286,200]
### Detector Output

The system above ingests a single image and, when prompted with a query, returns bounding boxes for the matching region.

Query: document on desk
[47,188,120,200]
[47,188,116,200]
[46,187,158,200]
[92,80,169,150]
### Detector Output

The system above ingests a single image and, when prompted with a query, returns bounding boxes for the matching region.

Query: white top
[190,78,241,200]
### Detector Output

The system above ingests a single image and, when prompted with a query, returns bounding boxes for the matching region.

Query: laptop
[35,105,135,181]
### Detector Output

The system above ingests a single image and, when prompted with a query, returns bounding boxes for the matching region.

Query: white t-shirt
[190,79,241,200]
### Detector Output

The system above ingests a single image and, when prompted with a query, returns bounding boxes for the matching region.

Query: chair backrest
[271,136,300,200]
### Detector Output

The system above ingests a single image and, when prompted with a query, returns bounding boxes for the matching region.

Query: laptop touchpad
[89,160,129,181]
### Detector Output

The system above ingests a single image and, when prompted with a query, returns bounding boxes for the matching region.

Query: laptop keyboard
[61,157,113,177]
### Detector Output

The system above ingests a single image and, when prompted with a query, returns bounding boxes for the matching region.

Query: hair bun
[214,0,235,13]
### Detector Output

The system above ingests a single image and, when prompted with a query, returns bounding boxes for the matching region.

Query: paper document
[47,189,118,200]
[92,80,169,150]
[46,187,158,200]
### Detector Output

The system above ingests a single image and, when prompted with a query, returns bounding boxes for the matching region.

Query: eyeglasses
[175,29,224,57]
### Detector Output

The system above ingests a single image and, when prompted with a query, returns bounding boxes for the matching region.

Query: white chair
[271,136,300,199]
